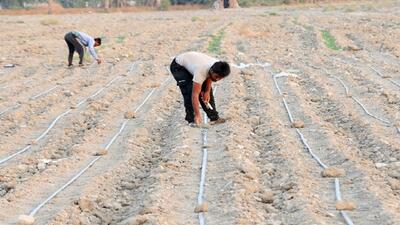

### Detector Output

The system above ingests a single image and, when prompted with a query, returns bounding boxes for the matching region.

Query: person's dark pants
[170,58,219,123]
[64,32,84,66]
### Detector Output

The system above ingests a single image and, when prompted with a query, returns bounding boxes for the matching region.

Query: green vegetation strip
[208,30,225,54]
[321,30,341,50]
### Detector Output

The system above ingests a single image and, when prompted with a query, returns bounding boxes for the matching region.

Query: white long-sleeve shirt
[72,31,98,60]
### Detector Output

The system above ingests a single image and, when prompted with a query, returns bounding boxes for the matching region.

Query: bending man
[170,51,230,125]
[64,31,102,67]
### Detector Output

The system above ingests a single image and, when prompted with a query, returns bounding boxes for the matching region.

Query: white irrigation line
[0,74,125,166]
[198,128,208,225]
[34,110,72,142]
[42,63,51,70]
[232,62,271,69]
[369,66,400,88]
[30,85,60,100]
[197,86,217,225]
[28,155,102,217]
[0,65,89,117]
[0,103,20,116]
[27,77,170,219]
[351,98,390,125]
[271,70,355,225]
[335,178,355,225]
[388,79,400,88]
[0,84,59,117]
[332,76,391,125]
[295,129,327,168]
[75,75,122,108]
[0,145,31,165]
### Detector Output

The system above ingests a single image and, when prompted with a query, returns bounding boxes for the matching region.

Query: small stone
[30,140,37,145]
[112,202,122,210]
[260,191,274,204]
[335,200,356,210]
[281,182,296,191]
[291,120,305,128]
[124,111,136,119]
[321,167,346,177]
[64,91,73,97]
[17,164,28,171]
[249,116,260,126]
[5,181,16,190]
[194,202,209,213]
[17,215,35,225]
[78,197,95,212]
[37,162,47,171]
[388,179,400,190]
[95,149,108,156]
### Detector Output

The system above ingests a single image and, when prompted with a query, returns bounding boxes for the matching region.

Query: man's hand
[194,115,202,125]
[192,82,202,125]
[97,58,102,64]
[202,91,210,103]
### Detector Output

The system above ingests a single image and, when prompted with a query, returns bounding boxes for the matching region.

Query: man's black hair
[94,38,102,45]
[211,61,230,78]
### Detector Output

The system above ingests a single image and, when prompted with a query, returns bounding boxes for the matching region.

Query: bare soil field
[0,1,400,224]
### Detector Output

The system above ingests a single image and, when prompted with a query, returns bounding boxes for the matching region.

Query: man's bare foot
[210,118,226,125]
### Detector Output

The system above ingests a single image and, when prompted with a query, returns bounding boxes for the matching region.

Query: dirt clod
[291,120,305,128]
[124,111,136,119]
[260,191,274,204]
[194,202,209,213]
[95,149,108,156]
[17,215,35,225]
[335,200,356,211]
[321,167,346,177]
[388,179,400,190]
[78,197,95,212]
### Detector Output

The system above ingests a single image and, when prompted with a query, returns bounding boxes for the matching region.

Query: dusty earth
[1,1,400,224]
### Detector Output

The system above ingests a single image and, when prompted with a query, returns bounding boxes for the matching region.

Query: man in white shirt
[170,51,231,125]
[64,31,102,67]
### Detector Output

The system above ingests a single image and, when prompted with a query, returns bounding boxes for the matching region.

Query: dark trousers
[64,32,84,66]
[170,59,219,123]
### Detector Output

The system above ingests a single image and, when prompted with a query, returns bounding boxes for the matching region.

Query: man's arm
[202,77,212,103]
[192,82,202,124]
[88,39,99,61]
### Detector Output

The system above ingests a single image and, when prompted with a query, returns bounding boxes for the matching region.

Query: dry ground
[0,1,400,224]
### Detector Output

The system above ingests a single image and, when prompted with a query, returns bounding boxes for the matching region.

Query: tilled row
[46,82,184,225]
[270,13,400,224]
[0,63,119,140]
[226,16,345,225]
[275,67,400,224]
[0,61,150,205]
